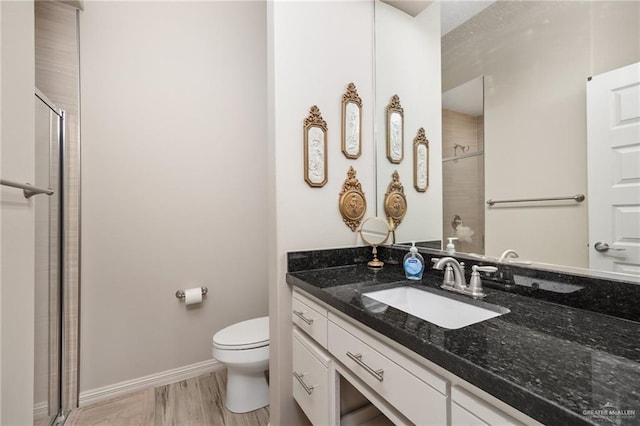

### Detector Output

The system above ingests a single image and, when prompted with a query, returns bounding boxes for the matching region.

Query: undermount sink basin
[362,286,510,330]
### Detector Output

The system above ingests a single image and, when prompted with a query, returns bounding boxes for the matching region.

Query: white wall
[79,1,268,393]
[1,1,36,423]
[1,1,3,417]
[375,1,442,244]
[442,1,640,267]
[267,1,375,423]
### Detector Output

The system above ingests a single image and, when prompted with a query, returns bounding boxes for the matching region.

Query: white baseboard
[79,359,223,407]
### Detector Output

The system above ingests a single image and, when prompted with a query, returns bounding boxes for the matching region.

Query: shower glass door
[442,77,485,255]
[442,150,485,254]
[33,90,63,426]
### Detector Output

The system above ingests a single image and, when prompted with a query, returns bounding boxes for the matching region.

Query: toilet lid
[213,316,269,350]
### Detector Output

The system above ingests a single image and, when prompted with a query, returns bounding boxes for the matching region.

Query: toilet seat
[213,316,269,350]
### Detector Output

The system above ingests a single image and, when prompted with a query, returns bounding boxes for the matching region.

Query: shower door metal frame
[34,88,65,426]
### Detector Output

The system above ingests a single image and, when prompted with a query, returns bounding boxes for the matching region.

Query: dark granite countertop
[286,262,640,426]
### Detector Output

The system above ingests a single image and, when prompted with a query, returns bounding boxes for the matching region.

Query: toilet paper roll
[184,287,203,305]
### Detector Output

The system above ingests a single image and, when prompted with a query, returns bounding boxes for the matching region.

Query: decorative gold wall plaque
[303,105,328,187]
[384,170,407,229]
[341,83,362,159]
[386,94,404,164]
[339,166,367,231]
[413,127,429,192]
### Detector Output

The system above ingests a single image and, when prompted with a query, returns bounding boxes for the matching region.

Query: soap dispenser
[403,242,425,280]
[446,237,458,255]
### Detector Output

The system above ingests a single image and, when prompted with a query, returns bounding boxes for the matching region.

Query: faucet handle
[467,265,490,298]
[475,265,497,274]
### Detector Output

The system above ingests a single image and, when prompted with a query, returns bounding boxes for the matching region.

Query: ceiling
[380,1,493,114]
[382,0,497,36]
[442,76,484,116]
[381,0,433,17]
[440,1,497,36]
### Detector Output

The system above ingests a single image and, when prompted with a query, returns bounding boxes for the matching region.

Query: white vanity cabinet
[291,289,540,426]
[292,328,335,426]
[328,313,448,425]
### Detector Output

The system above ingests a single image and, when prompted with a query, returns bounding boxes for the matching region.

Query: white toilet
[212,316,270,413]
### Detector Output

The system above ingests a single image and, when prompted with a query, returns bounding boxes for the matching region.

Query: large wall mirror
[375,0,640,281]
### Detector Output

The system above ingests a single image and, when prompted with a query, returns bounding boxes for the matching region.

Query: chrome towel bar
[487,194,585,206]
[1,179,54,198]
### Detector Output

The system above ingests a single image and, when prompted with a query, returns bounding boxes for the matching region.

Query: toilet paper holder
[175,287,208,299]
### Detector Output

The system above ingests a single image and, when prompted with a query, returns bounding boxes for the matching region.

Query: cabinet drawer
[328,320,447,425]
[292,329,332,426]
[452,402,489,426]
[452,386,524,426]
[293,292,328,348]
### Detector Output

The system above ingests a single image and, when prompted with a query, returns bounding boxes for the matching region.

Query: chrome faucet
[498,249,519,262]
[432,257,496,299]
[432,257,467,291]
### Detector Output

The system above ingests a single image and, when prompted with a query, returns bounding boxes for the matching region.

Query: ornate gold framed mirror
[413,127,429,192]
[341,83,362,159]
[386,94,404,164]
[303,105,328,187]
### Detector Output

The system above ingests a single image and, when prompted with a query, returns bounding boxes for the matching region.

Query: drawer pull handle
[293,310,314,325]
[293,371,314,394]
[346,351,384,382]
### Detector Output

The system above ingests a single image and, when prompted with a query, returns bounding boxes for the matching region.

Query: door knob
[594,241,626,252]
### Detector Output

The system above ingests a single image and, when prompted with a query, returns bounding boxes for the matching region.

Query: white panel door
[587,62,640,276]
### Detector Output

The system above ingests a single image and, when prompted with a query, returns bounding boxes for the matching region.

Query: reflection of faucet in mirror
[498,249,533,267]
[498,249,519,262]
[359,217,390,268]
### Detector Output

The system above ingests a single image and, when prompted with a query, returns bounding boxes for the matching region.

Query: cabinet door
[452,402,489,426]
[293,329,334,425]
[452,386,524,426]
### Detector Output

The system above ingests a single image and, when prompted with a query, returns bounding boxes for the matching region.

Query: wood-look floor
[65,369,270,426]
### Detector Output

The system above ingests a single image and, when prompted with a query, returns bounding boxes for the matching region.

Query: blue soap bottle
[403,242,425,280]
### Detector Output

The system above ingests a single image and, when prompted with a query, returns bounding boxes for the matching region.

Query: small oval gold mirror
[359,217,390,268]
